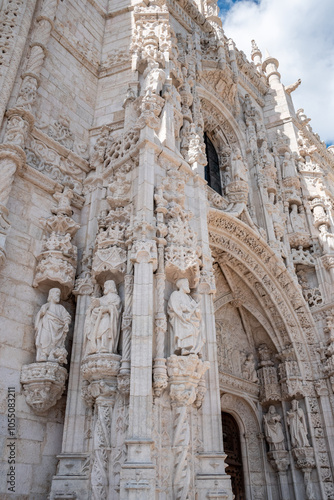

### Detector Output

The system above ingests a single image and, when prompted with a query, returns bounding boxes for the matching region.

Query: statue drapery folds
[84,280,122,356]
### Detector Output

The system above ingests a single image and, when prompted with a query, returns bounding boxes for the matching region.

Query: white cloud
[220,0,334,145]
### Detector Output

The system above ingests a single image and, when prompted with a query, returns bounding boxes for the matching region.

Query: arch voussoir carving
[209,209,319,376]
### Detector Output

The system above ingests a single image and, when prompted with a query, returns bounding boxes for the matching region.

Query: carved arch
[209,208,320,380]
[197,85,247,153]
[221,393,268,500]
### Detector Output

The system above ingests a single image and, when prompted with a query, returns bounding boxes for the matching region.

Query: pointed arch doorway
[222,412,246,500]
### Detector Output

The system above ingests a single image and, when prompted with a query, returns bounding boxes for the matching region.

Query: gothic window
[204,132,222,195]
[222,412,245,500]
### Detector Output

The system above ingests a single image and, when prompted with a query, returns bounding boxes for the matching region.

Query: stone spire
[262,50,281,85]
[251,39,263,73]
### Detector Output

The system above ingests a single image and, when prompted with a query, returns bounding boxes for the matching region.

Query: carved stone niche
[257,343,281,405]
[20,362,67,414]
[81,353,121,406]
[277,346,303,400]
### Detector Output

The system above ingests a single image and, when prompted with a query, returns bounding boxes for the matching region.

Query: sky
[217,0,334,146]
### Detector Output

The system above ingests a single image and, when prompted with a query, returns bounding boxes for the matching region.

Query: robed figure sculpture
[35,288,71,364]
[168,278,203,356]
[84,280,122,355]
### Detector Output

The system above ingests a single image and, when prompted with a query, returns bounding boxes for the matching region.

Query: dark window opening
[204,133,222,195]
[222,412,245,500]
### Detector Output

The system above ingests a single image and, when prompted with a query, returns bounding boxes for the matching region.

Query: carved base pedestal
[196,453,233,500]
[81,352,121,403]
[225,180,249,204]
[292,447,316,500]
[81,353,121,500]
[21,362,67,414]
[49,453,90,500]
[120,463,156,500]
[267,450,291,500]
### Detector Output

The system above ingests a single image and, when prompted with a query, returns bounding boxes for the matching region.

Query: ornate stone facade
[0,1,334,499]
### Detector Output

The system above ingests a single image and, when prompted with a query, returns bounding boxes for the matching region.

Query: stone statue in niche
[318,224,334,254]
[282,151,297,179]
[84,280,122,356]
[263,406,286,451]
[168,278,203,356]
[287,399,310,448]
[142,60,166,96]
[230,147,248,183]
[290,204,306,233]
[241,353,258,382]
[35,288,71,364]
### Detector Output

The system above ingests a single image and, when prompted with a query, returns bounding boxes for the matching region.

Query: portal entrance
[222,412,245,500]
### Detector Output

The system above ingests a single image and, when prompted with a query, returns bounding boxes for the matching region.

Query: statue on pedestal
[168,278,203,356]
[35,288,71,364]
[318,224,334,254]
[242,353,258,383]
[231,147,248,183]
[84,280,122,356]
[287,399,310,448]
[263,406,286,451]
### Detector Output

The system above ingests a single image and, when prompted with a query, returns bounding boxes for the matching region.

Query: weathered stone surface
[0,1,333,499]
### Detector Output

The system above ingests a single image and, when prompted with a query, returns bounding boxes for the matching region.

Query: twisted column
[153,243,168,396]
[167,354,209,500]
[91,400,113,500]
[172,405,191,500]
[118,255,134,394]
[17,0,59,111]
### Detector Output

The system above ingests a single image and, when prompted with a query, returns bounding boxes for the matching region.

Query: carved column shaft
[0,0,38,123]
[127,258,155,449]
[120,262,134,370]
[0,110,33,265]
[153,243,168,396]
[194,175,225,455]
[172,404,190,500]
[0,156,19,205]
[91,398,114,500]
[17,0,59,110]
[61,292,91,453]
[120,133,157,497]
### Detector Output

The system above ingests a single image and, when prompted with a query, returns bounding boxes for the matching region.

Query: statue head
[48,288,61,303]
[291,399,298,411]
[268,405,276,415]
[176,278,190,293]
[104,280,117,295]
